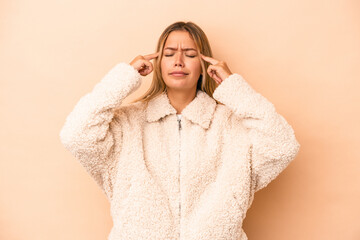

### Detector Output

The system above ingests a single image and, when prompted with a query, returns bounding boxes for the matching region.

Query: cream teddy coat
[59,62,300,240]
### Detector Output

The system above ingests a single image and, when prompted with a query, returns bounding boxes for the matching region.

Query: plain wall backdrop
[1,0,359,239]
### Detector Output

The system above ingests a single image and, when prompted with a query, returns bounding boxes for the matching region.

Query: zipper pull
[178,119,182,130]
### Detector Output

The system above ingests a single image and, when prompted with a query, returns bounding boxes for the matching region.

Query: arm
[212,73,300,193]
[59,62,142,201]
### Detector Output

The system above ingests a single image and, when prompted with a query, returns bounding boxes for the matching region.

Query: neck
[167,88,197,114]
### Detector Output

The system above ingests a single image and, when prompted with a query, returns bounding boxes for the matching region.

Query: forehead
[164,31,197,50]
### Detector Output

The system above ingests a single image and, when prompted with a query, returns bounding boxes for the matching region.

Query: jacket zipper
[177,116,182,239]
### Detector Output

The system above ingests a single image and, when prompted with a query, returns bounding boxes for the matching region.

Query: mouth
[170,71,189,77]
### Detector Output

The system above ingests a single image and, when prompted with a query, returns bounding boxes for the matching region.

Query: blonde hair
[130,21,220,105]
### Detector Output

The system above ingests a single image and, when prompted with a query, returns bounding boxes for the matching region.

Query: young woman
[60,21,300,240]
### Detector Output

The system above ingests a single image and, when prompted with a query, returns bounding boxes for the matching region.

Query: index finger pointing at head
[143,52,160,61]
[201,54,218,65]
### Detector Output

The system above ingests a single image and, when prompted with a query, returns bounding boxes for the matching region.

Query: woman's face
[161,30,202,92]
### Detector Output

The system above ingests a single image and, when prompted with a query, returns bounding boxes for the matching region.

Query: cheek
[160,61,171,79]
[190,60,202,74]
[160,58,170,70]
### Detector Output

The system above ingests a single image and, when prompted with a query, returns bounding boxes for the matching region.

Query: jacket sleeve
[212,73,300,193]
[59,62,142,200]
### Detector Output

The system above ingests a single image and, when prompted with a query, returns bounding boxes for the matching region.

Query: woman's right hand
[130,52,159,76]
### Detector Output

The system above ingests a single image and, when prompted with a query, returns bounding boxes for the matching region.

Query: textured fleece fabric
[59,62,300,240]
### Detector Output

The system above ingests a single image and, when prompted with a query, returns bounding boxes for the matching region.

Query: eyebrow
[164,47,197,51]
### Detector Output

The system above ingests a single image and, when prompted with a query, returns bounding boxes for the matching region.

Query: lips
[170,71,189,76]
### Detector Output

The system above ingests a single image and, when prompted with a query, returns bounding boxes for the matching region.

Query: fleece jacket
[59,62,301,240]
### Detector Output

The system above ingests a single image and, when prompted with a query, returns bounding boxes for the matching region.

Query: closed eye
[164,54,196,58]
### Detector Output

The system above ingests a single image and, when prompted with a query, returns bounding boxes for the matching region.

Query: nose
[174,52,184,67]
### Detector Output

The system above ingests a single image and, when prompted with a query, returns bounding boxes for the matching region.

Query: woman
[59,21,300,240]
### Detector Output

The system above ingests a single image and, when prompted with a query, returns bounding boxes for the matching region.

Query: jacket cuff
[91,62,142,107]
[100,62,142,89]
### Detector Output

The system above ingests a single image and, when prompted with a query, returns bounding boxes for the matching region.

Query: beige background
[1,0,359,239]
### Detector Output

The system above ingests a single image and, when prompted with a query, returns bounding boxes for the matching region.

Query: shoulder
[213,102,232,122]
[214,102,246,130]
[113,100,146,123]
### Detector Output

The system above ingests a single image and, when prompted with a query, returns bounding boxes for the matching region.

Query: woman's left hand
[201,54,233,84]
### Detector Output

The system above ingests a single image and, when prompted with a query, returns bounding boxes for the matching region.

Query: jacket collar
[145,90,217,129]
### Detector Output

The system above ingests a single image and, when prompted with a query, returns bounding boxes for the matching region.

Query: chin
[163,76,197,90]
